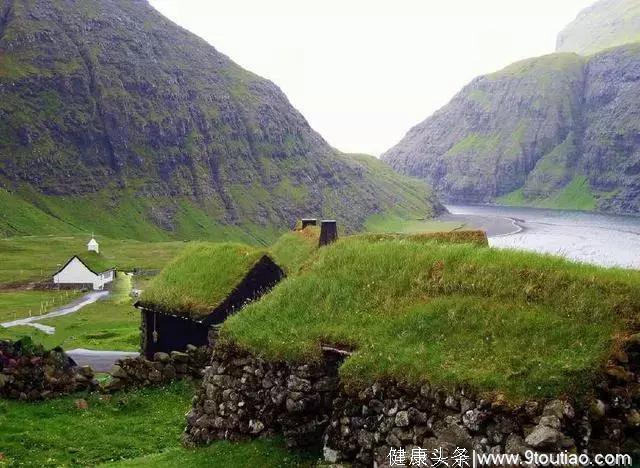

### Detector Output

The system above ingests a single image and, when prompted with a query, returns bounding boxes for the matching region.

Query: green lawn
[0,273,139,351]
[102,440,313,468]
[0,381,313,467]
[0,234,185,286]
[223,235,640,401]
[0,289,81,322]
[0,212,457,288]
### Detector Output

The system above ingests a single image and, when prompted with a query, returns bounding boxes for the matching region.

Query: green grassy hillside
[384,33,640,214]
[0,235,185,286]
[497,176,598,211]
[0,187,291,244]
[0,273,139,351]
[557,0,640,55]
[223,235,640,401]
[0,0,441,241]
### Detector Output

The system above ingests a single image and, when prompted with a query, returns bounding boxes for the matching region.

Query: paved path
[67,348,139,372]
[0,291,109,334]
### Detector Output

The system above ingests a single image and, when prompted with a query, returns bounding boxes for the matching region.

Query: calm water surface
[446,205,640,269]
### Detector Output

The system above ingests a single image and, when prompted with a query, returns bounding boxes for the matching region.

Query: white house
[87,237,99,254]
[53,256,115,291]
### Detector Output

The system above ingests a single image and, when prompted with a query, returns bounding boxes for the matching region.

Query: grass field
[496,176,598,211]
[0,235,185,286]
[0,209,459,288]
[1,223,637,464]
[103,440,313,468]
[224,235,640,401]
[0,380,313,467]
[0,273,139,351]
[0,289,82,322]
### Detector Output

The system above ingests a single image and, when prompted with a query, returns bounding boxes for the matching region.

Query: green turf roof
[270,226,320,274]
[356,229,488,247]
[222,234,640,402]
[71,253,115,274]
[140,243,270,319]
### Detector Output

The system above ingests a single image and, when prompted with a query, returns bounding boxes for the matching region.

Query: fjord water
[446,205,640,269]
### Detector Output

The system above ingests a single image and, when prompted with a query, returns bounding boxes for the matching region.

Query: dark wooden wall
[141,310,210,358]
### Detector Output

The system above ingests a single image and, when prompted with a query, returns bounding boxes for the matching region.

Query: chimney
[319,220,338,246]
[301,218,317,229]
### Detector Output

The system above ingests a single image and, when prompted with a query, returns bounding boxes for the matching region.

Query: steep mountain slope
[383,6,640,214]
[0,0,440,242]
[557,0,640,56]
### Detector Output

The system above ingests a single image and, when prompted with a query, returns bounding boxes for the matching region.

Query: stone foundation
[105,344,211,391]
[184,343,342,449]
[326,384,580,466]
[33,281,93,291]
[185,337,640,466]
[0,339,97,400]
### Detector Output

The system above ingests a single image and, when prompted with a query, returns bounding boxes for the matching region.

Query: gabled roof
[138,243,282,320]
[54,254,115,277]
[270,226,320,274]
[87,238,99,246]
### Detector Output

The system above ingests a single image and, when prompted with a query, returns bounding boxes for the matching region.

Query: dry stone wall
[184,343,341,449]
[105,344,211,392]
[185,338,640,466]
[0,339,97,400]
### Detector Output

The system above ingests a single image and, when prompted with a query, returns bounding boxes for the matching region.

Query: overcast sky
[149,0,594,156]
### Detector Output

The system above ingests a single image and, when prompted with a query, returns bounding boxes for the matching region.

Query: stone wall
[185,337,640,466]
[326,384,581,466]
[33,281,93,291]
[105,344,211,392]
[0,339,97,400]
[183,343,342,449]
[326,333,640,465]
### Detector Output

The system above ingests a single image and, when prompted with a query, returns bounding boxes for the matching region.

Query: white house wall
[54,258,101,289]
[102,270,114,282]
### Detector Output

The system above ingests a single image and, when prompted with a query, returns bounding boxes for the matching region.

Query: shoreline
[492,216,525,237]
[436,212,524,237]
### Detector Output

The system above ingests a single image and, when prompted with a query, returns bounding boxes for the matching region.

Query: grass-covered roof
[222,234,640,402]
[140,243,271,319]
[72,253,115,274]
[270,226,320,274]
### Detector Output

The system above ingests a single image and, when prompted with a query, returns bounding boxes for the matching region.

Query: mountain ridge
[0,0,441,242]
[383,2,640,214]
[557,0,640,56]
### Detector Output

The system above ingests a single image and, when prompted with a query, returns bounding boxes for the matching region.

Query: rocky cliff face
[383,43,640,214]
[557,0,640,56]
[0,0,440,241]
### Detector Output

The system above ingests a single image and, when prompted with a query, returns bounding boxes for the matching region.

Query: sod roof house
[185,231,640,462]
[136,243,285,357]
[53,254,115,291]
